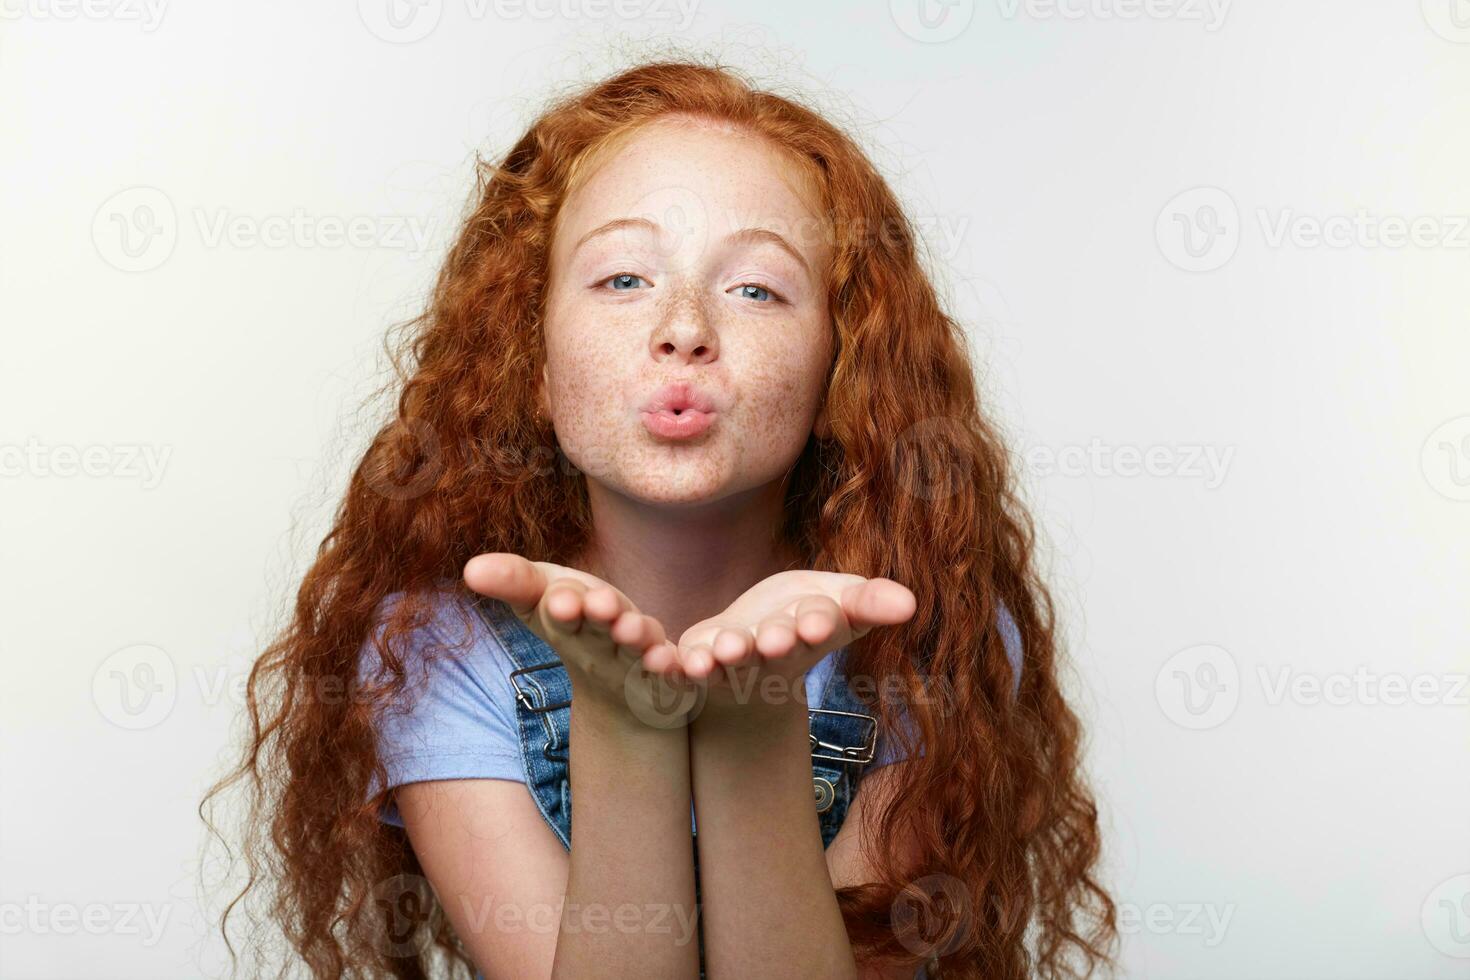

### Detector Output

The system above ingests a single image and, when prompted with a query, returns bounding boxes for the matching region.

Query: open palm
[462,553,695,727]
[642,569,917,715]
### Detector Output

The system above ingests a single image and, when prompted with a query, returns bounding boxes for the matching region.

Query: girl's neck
[571,481,802,643]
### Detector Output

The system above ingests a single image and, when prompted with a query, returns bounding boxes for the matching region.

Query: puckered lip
[640,381,718,415]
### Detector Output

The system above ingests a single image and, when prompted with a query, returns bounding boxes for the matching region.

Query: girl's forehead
[553,117,831,257]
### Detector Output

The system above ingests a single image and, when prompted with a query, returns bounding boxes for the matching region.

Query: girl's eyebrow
[572,216,812,278]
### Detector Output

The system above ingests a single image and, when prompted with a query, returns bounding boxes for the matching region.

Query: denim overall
[470,593,884,979]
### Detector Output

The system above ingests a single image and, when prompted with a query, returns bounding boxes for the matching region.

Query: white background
[2,1,1467,977]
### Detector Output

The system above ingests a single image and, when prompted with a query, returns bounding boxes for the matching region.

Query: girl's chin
[599,470,736,507]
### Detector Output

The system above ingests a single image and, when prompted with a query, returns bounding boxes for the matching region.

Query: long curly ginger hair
[201,56,1116,980]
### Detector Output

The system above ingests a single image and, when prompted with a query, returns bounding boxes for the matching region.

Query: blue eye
[597,274,781,303]
[733,282,779,303]
[603,273,648,291]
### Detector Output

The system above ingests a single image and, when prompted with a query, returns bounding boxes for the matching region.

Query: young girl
[205,59,1115,979]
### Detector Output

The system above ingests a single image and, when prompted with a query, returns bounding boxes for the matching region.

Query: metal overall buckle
[509,661,571,763]
[510,662,879,768]
[807,706,878,765]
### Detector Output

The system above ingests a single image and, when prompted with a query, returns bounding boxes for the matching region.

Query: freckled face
[541,115,834,506]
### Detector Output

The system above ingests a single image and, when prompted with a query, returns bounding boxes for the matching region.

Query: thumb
[839,578,917,635]
[463,553,548,619]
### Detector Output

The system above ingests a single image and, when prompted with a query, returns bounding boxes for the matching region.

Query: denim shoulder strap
[809,647,879,848]
[469,594,575,851]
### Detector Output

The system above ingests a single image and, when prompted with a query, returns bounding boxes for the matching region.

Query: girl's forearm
[553,690,700,980]
[688,703,859,980]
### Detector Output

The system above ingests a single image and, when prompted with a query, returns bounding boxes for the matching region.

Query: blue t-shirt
[358,588,1022,831]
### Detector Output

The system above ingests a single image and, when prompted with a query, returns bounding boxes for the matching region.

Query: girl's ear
[537,364,552,420]
[813,401,831,439]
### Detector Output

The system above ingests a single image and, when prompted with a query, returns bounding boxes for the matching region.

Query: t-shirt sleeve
[356,591,526,827]
[866,602,1025,770]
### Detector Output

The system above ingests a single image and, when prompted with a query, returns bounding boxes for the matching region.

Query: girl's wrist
[690,689,809,743]
[570,674,695,739]
[687,664,813,728]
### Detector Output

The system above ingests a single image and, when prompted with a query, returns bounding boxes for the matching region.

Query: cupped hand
[649,570,917,717]
[462,553,696,728]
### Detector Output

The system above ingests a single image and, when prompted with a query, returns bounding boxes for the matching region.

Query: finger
[640,640,683,677]
[791,594,842,648]
[838,578,918,635]
[611,610,667,651]
[542,577,590,630]
[463,553,547,619]
[581,584,628,627]
[679,642,717,679]
[712,626,757,667]
[753,613,799,659]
